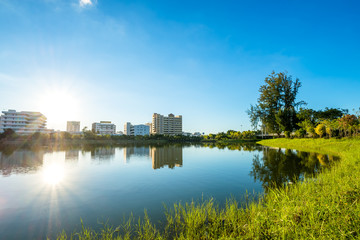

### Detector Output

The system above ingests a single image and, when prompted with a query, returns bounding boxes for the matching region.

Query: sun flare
[37,87,80,130]
[42,164,65,185]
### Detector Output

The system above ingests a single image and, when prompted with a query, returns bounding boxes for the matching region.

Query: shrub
[284,131,290,138]
[315,124,326,138]
[295,129,306,138]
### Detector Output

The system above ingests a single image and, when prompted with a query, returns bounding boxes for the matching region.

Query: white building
[92,121,116,135]
[124,122,150,136]
[0,109,47,134]
[67,121,80,133]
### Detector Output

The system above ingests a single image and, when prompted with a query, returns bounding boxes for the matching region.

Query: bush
[284,131,290,138]
[295,129,306,138]
[315,124,326,138]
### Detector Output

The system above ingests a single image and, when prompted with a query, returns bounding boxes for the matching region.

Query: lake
[0,143,338,239]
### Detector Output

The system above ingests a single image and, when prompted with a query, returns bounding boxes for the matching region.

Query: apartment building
[92,121,116,135]
[151,113,182,135]
[0,109,47,134]
[66,121,80,133]
[124,122,150,136]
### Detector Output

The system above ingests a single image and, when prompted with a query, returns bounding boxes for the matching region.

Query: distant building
[182,132,192,136]
[0,109,47,134]
[92,121,116,135]
[66,121,80,133]
[124,122,150,136]
[152,113,182,135]
[124,122,132,135]
[145,122,152,131]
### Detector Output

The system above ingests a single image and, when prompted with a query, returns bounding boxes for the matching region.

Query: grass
[55,138,360,239]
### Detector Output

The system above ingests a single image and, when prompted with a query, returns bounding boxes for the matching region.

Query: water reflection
[123,146,150,163]
[91,147,116,161]
[0,150,45,176]
[65,150,79,161]
[42,162,65,185]
[250,148,340,191]
[202,142,263,152]
[122,145,183,169]
[150,145,183,169]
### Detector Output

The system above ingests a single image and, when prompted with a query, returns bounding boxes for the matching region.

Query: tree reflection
[250,148,339,191]
[202,142,263,152]
[0,150,45,176]
[90,147,116,161]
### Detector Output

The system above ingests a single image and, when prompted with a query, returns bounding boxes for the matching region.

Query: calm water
[0,143,338,239]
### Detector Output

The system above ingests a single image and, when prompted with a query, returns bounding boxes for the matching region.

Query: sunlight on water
[42,154,66,185]
[43,164,64,185]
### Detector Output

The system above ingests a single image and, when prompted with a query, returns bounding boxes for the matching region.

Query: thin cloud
[79,0,93,7]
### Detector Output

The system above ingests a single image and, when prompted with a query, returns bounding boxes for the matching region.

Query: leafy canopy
[248,71,305,134]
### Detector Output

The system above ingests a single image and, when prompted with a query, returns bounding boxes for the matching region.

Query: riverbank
[55,138,359,239]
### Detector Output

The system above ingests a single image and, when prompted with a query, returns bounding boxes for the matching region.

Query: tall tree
[248,71,305,134]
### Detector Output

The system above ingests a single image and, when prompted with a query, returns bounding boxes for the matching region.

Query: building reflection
[91,147,116,161]
[122,145,183,169]
[123,146,151,163]
[0,150,45,176]
[150,145,183,169]
[65,150,79,161]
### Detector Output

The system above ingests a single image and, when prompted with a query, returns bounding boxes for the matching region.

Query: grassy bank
[56,138,360,239]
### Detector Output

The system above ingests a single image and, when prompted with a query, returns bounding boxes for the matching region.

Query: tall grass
[55,138,360,239]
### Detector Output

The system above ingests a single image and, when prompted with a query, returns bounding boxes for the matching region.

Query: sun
[42,163,65,185]
[37,87,80,130]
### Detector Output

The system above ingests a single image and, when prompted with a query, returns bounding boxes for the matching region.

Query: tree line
[0,129,202,143]
[203,130,257,141]
[248,71,360,138]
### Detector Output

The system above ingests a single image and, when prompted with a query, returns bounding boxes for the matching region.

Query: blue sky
[0,0,359,133]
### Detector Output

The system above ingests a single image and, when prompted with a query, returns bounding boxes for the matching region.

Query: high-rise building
[66,121,80,133]
[92,121,116,135]
[124,122,150,136]
[124,122,132,135]
[0,109,47,134]
[151,113,182,135]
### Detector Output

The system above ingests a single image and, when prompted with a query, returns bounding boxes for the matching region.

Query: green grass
[55,138,360,239]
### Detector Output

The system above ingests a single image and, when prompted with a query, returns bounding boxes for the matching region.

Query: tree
[297,119,315,137]
[338,114,358,137]
[0,128,16,139]
[316,108,347,121]
[297,107,348,124]
[248,71,305,135]
[315,123,326,138]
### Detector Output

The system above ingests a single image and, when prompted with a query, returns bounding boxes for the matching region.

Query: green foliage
[0,128,16,139]
[338,114,359,137]
[203,130,257,141]
[294,128,306,138]
[315,123,326,138]
[298,119,315,137]
[297,107,348,124]
[248,71,305,134]
[284,131,290,138]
